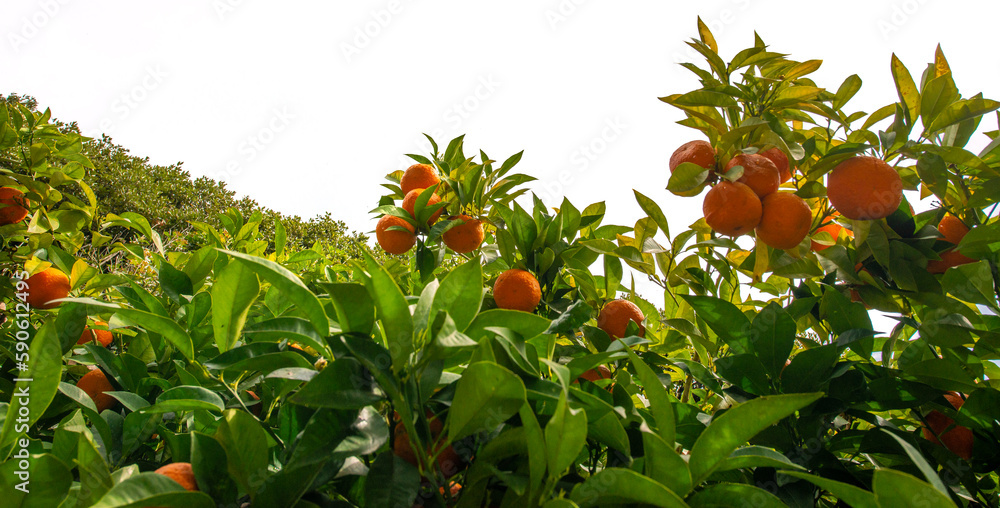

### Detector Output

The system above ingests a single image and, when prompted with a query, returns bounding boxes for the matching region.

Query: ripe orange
[703,181,763,237]
[928,214,974,273]
[76,367,117,413]
[376,215,417,255]
[442,215,484,253]
[0,187,30,225]
[400,164,441,195]
[811,213,853,251]
[440,481,462,497]
[402,188,443,225]
[493,269,541,312]
[77,320,113,347]
[755,192,812,250]
[827,156,902,220]
[669,140,716,172]
[393,416,463,477]
[921,392,973,460]
[727,153,780,198]
[576,365,613,384]
[597,299,645,339]
[25,267,71,310]
[760,147,792,183]
[154,462,199,491]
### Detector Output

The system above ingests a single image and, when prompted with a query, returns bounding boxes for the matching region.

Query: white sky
[5,0,1000,312]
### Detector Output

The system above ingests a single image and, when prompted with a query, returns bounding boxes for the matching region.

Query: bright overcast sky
[5,0,1000,307]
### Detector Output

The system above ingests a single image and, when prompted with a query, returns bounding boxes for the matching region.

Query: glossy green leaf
[0,453,72,508]
[361,251,414,371]
[687,483,785,507]
[325,282,376,335]
[681,295,753,355]
[291,358,382,409]
[781,471,877,508]
[751,302,796,378]
[570,468,689,507]
[688,392,822,484]
[872,469,957,508]
[623,346,675,446]
[545,392,587,475]
[214,410,269,496]
[89,472,215,508]
[432,257,484,332]
[642,429,692,496]
[0,320,62,457]
[212,260,260,352]
[448,362,526,441]
[364,453,420,508]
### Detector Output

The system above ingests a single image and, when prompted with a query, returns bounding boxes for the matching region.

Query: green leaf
[715,446,805,473]
[0,453,72,508]
[212,260,260,352]
[570,468,689,508]
[780,471,877,508]
[465,309,551,342]
[890,54,919,122]
[623,346,676,446]
[688,483,787,507]
[688,392,822,484]
[360,250,414,372]
[0,321,62,457]
[695,16,718,53]
[545,391,588,476]
[448,362,526,441]
[158,261,193,304]
[667,162,710,194]
[833,74,862,110]
[432,257,484,332]
[681,295,753,355]
[919,73,959,133]
[214,410,269,496]
[926,97,1000,135]
[751,302,796,378]
[642,430,692,496]
[941,261,997,311]
[880,429,950,497]
[67,299,196,360]
[221,249,329,336]
[364,453,419,508]
[89,472,215,508]
[872,469,957,508]
[634,189,671,238]
[325,283,376,335]
[190,432,239,503]
[147,386,225,413]
[291,358,382,409]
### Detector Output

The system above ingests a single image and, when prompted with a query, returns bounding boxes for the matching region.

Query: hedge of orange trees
[1,20,999,508]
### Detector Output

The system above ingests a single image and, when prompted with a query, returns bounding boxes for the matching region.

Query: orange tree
[2,18,1000,508]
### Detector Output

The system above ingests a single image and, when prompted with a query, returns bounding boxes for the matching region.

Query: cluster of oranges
[375,164,485,255]
[670,141,927,255]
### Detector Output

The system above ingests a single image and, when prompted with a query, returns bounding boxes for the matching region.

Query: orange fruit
[440,481,462,497]
[928,214,974,273]
[25,267,71,310]
[703,181,763,237]
[376,215,416,255]
[597,299,645,339]
[154,462,199,491]
[827,156,902,220]
[669,140,716,172]
[76,367,117,413]
[811,214,853,252]
[493,269,541,312]
[0,187,30,225]
[921,392,973,460]
[393,415,462,477]
[576,365,613,384]
[727,153,780,198]
[442,215,484,253]
[755,192,812,250]
[77,320,113,347]
[760,147,792,183]
[400,164,441,195]
[402,188,443,225]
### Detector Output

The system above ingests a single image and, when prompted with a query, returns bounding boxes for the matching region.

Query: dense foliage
[1,21,999,508]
